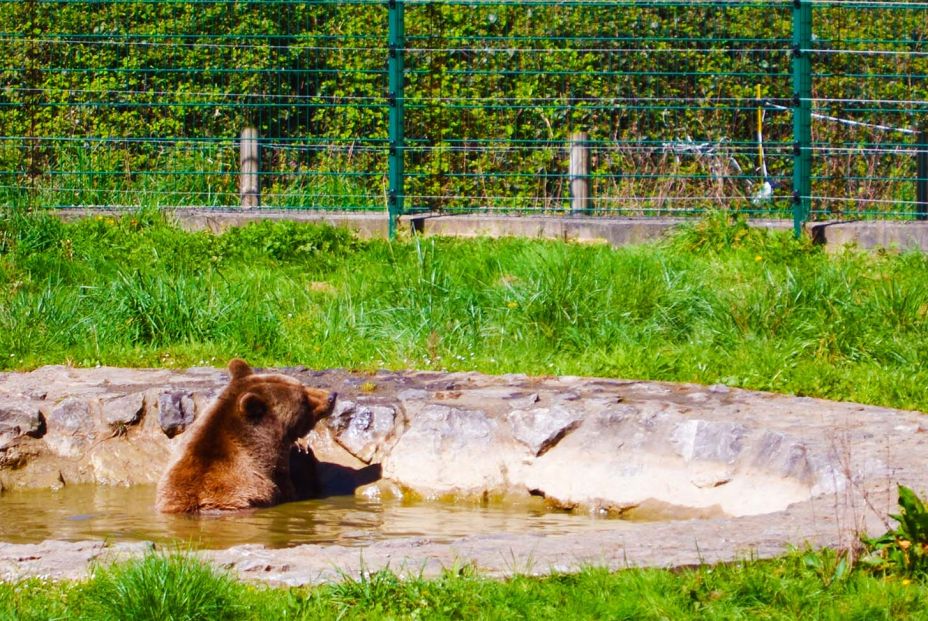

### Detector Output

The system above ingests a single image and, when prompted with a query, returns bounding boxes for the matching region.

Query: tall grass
[75,553,244,621]
[7,143,382,212]
[2,208,928,411]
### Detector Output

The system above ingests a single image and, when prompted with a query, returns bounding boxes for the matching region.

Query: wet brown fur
[155,359,336,513]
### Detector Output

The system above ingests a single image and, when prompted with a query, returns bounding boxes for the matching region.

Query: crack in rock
[507,406,584,457]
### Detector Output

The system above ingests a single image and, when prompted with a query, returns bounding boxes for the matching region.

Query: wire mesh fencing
[1,0,926,233]
[2,0,390,211]
[803,0,927,221]
[402,1,795,218]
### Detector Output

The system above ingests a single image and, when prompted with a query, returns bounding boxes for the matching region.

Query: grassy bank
[1,550,927,621]
[2,209,928,412]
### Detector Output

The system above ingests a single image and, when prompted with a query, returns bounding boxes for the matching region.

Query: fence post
[791,0,813,237]
[387,0,406,238]
[24,0,41,209]
[239,127,260,209]
[569,132,590,214]
[917,128,927,221]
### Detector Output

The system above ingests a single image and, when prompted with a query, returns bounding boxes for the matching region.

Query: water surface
[0,485,632,549]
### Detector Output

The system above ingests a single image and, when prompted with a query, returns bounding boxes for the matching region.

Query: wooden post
[239,127,260,209]
[569,132,590,214]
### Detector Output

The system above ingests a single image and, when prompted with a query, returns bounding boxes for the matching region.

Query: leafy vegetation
[862,485,928,578]
[2,210,928,413]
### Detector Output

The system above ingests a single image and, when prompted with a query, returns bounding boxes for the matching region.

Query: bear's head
[225,358,337,444]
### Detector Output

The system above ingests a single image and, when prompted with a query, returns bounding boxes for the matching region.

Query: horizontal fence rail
[0,0,926,234]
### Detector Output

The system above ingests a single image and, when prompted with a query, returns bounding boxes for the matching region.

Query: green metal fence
[3,1,391,212]
[1,0,926,236]
[801,1,927,226]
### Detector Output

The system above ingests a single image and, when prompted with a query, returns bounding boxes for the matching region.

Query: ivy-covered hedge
[1,1,925,214]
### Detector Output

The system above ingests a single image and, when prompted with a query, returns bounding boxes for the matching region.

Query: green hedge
[1,1,925,214]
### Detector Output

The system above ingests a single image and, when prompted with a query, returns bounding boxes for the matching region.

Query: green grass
[1,550,927,620]
[3,211,928,614]
[75,553,244,621]
[2,208,928,412]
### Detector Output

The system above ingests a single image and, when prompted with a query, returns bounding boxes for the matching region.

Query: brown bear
[156,359,337,513]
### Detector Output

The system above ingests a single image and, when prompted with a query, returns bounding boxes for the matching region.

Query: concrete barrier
[54,209,928,252]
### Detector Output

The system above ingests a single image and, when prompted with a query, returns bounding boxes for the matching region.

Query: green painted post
[917,129,927,220]
[387,0,405,239]
[792,0,812,237]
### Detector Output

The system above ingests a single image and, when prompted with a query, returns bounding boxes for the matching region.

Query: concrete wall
[55,209,928,252]
[807,220,928,251]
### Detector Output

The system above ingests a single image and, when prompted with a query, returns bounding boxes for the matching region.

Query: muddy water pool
[0,486,636,549]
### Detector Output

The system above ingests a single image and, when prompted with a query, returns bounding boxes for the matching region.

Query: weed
[800,547,850,588]
[861,485,928,577]
[216,219,358,264]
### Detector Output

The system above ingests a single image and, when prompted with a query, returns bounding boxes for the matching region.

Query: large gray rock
[0,400,44,449]
[382,405,509,497]
[672,420,748,464]
[327,400,398,463]
[43,398,95,458]
[0,363,923,528]
[158,391,195,439]
[507,405,583,456]
[102,392,146,428]
[749,431,815,484]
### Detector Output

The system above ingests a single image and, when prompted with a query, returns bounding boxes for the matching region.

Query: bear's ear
[237,392,267,421]
[228,358,253,380]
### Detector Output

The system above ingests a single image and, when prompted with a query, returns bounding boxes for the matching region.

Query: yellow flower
[755,255,763,262]
[903,579,912,586]
[507,301,518,309]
